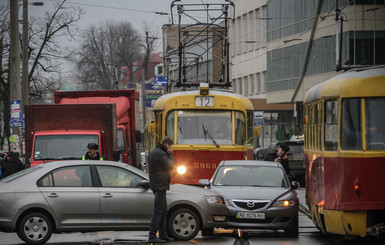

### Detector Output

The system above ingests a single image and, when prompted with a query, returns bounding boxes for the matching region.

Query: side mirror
[140,180,150,189]
[253,126,261,137]
[147,122,155,134]
[198,179,210,188]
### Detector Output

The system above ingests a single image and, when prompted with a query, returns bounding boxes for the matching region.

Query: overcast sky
[2,0,228,75]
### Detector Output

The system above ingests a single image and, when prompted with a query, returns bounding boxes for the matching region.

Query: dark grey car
[0,160,227,245]
[199,160,299,237]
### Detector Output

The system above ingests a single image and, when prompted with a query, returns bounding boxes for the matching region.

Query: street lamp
[22,1,44,109]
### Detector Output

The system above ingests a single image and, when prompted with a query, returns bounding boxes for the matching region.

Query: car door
[95,165,153,227]
[38,165,100,226]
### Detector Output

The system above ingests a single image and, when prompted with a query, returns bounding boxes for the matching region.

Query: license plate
[195,96,214,107]
[236,212,265,219]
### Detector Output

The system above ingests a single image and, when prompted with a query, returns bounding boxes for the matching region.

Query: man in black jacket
[0,151,24,178]
[265,142,291,177]
[148,137,174,243]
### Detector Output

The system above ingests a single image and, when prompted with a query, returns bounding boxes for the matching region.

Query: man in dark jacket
[148,137,174,243]
[0,151,24,178]
[82,143,103,160]
[265,142,291,177]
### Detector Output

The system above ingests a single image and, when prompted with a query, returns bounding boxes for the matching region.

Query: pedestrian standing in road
[265,142,291,177]
[82,143,103,160]
[0,151,24,178]
[148,137,174,243]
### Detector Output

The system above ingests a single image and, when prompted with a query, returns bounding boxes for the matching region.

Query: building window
[232,19,236,56]
[349,31,385,66]
[237,77,242,95]
[262,6,267,47]
[243,14,248,52]
[262,71,266,93]
[249,10,255,51]
[255,9,260,49]
[256,73,260,94]
[237,17,242,54]
[243,76,248,97]
[249,74,255,95]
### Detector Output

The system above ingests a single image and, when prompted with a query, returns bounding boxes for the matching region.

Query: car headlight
[204,196,225,205]
[272,200,296,207]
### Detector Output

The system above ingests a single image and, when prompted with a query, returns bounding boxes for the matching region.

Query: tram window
[341,99,362,150]
[235,111,246,145]
[247,111,253,145]
[166,111,175,142]
[324,100,338,151]
[366,98,385,150]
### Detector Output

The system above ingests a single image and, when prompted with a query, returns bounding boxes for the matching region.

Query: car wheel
[201,228,214,236]
[168,208,200,241]
[17,212,53,245]
[284,215,299,237]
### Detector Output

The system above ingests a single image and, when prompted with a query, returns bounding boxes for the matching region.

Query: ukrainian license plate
[236,212,265,219]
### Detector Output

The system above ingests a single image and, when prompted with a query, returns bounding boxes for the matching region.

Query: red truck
[54,89,141,168]
[25,104,118,167]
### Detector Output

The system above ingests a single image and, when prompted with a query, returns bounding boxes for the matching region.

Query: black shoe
[148,238,166,243]
[160,236,174,242]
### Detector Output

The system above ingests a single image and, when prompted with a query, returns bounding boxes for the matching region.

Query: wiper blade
[201,123,219,148]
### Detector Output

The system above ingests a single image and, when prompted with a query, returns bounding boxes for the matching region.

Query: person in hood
[82,143,103,160]
[0,151,24,178]
[148,137,174,243]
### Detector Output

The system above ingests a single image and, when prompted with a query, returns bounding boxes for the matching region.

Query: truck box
[54,89,140,167]
[25,104,117,167]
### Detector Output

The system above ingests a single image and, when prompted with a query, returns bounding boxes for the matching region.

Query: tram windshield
[166,110,246,145]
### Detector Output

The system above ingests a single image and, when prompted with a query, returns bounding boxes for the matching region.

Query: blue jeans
[149,189,168,239]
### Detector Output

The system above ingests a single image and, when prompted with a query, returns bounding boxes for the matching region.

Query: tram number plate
[236,212,265,219]
[195,96,214,107]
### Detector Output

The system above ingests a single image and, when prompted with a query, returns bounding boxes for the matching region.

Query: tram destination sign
[195,96,214,107]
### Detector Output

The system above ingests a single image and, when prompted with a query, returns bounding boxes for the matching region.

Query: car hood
[170,184,221,196]
[212,186,292,200]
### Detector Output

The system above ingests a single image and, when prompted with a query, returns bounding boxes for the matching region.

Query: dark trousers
[149,189,168,239]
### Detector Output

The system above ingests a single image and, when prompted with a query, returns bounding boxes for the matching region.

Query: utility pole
[9,0,22,153]
[22,0,29,109]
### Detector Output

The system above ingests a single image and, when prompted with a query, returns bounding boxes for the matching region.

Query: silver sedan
[0,160,227,244]
[199,160,299,237]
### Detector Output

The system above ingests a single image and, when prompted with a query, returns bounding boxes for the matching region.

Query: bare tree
[76,21,142,89]
[0,0,83,149]
[27,0,83,101]
[141,21,159,81]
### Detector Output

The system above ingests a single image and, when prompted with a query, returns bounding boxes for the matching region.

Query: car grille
[233,200,269,210]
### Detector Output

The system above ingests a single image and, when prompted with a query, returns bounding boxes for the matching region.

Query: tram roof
[304,65,385,103]
[153,89,254,110]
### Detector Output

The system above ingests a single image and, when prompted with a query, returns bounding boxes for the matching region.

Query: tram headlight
[177,166,186,174]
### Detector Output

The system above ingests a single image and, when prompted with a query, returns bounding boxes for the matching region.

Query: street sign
[10,100,23,127]
[154,76,168,86]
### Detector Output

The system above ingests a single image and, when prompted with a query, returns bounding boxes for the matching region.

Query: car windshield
[34,135,99,160]
[213,165,289,188]
[0,165,43,183]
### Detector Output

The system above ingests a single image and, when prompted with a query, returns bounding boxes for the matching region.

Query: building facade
[230,0,295,147]
[229,0,385,147]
